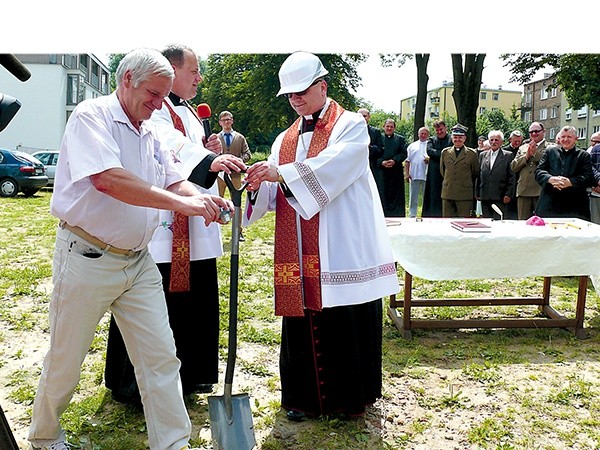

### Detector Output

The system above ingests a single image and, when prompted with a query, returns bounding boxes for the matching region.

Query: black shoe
[193,384,213,394]
[111,391,142,408]
[239,232,245,242]
[286,410,306,422]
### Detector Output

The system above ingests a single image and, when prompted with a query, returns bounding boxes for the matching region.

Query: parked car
[0,148,48,197]
[32,150,59,187]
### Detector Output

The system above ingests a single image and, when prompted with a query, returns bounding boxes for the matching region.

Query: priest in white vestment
[243,52,399,420]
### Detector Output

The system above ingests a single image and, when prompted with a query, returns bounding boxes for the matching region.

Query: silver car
[32,150,59,187]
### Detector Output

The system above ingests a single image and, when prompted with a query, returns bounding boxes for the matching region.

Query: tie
[163,100,190,292]
[224,132,232,147]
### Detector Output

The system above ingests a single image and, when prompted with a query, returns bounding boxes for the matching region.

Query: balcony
[430,96,440,104]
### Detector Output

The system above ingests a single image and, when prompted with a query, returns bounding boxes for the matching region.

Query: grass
[1,190,600,449]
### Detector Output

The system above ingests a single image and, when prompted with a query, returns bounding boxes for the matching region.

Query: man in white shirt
[27,48,231,450]
[404,126,430,218]
[104,44,246,407]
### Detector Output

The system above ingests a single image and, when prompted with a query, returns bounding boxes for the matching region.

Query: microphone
[491,203,504,221]
[196,103,212,141]
[0,54,31,82]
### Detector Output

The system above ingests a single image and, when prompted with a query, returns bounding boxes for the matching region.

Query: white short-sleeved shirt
[406,140,429,181]
[50,93,183,251]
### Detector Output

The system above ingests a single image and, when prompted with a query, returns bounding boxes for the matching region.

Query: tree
[501,53,600,110]
[451,54,486,148]
[200,53,366,151]
[476,109,528,140]
[108,54,125,92]
[380,53,430,139]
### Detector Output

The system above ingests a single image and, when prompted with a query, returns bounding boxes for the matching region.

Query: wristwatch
[276,168,284,183]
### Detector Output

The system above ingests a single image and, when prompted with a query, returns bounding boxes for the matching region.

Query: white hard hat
[277,52,329,97]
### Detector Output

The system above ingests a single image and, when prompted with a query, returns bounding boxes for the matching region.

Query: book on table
[450,220,492,233]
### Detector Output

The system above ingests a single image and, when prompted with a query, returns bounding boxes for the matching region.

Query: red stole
[274,101,344,316]
[163,100,191,293]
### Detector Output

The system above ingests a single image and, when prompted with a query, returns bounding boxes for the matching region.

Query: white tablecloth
[387,218,600,281]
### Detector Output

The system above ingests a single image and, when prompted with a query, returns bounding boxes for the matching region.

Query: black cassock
[422,134,452,217]
[376,133,407,217]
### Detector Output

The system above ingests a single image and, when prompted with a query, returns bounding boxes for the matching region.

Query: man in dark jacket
[376,118,407,217]
[422,120,451,217]
[535,125,593,220]
[358,108,384,177]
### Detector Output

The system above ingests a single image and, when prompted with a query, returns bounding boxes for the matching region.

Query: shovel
[208,173,256,450]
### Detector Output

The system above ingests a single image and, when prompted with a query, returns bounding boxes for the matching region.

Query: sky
[353,53,524,113]
[2,1,589,114]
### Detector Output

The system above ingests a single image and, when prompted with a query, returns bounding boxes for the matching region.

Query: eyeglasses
[592,140,600,144]
[529,129,544,134]
[284,79,322,99]
[219,118,233,122]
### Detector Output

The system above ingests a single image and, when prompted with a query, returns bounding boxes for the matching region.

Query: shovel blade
[208,393,256,450]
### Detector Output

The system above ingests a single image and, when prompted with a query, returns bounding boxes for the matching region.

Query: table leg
[575,276,588,339]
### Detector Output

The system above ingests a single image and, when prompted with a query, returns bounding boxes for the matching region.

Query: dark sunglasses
[284,79,323,99]
[529,129,543,134]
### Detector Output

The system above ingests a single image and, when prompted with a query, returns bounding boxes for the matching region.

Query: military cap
[451,123,468,135]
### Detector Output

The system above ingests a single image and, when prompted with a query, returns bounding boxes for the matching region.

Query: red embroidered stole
[163,100,191,293]
[274,101,345,316]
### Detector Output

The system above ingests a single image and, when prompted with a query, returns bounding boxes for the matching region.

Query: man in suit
[440,123,480,218]
[357,108,384,177]
[502,130,523,219]
[476,130,515,219]
[510,122,548,219]
[217,110,252,197]
[217,110,252,240]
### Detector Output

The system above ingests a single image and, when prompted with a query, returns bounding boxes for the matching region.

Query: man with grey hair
[104,44,246,406]
[535,125,593,220]
[405,126,431,217]
[27,48,228,450]
[476,130,515,219]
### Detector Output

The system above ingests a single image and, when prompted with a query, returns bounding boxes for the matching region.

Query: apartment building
[0,54,110,153]
[400,82,522,122]
[523,72,600,146]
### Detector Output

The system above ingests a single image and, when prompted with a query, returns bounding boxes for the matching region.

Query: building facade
[0,54,110,153]
[400,83,522,122]
[523,72,600,147]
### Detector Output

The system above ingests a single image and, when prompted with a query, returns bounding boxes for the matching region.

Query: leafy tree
[476,109,528,140]
[200,53,366,151]
[501,53,600,110]
[451,54,486,148]
[379,53,430,139]
[108,54,125,92]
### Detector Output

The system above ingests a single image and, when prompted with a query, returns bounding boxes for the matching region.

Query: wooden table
[386,218,600,339]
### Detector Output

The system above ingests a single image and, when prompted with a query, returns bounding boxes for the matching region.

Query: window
[67,75,78,105]
[524,111,532,122]
[479,107,487,114]
[525,92,532,103]
[577,128,587,140]
[565,108,572,120]
[551,87,558,97]
[593,125,600,134]
[481,92,487,100]
[539,108,548,120]
[492,93,499,101]
[540,89,549,100]
[578,106,588,118]
[548,128,556,140]
[550,107,557,119]
[594,110,600,117]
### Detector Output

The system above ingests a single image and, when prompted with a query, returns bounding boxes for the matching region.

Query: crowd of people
[359,114,599,222]
[26,46,600,450]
